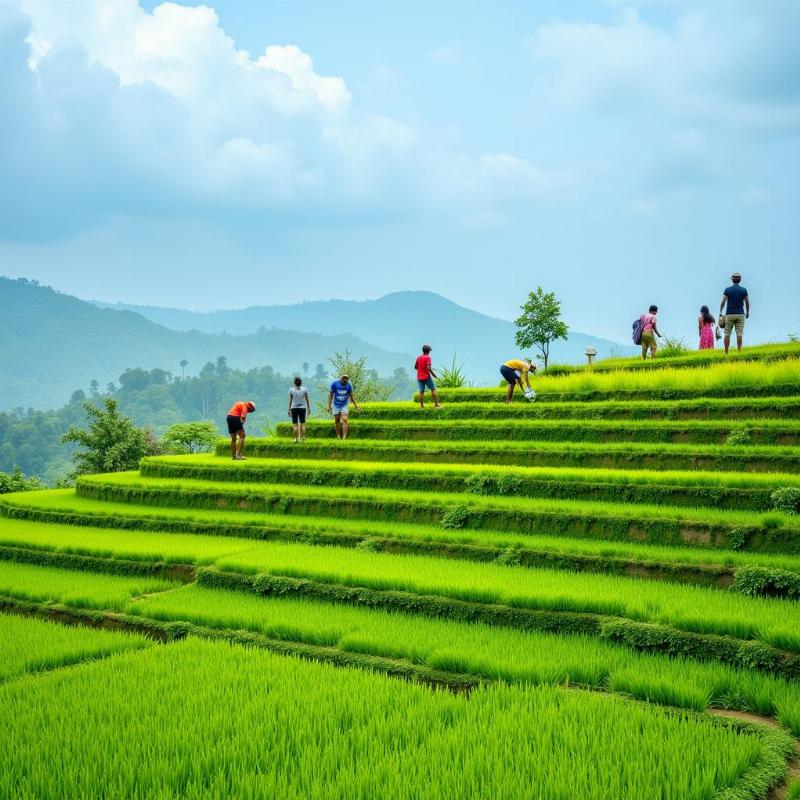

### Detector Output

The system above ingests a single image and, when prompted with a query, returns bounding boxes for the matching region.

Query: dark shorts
[500,365,518,385]
[227,415,244,434]
[291,408,307,424]
[417,377,436,392]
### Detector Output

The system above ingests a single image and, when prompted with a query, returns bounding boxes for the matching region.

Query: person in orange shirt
[227,400,255,460]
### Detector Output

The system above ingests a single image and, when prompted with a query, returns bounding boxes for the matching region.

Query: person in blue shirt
[719,272,750,354]
[326,374,360,439]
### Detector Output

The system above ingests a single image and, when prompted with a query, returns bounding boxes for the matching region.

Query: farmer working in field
[500,358,536,404]
[327,374,360,439]
[227,400,255,460]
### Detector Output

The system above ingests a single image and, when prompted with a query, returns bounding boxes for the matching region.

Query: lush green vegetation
[0,613,150,682]
[0,637,790,800]
[360,396,800,420]
[132,585,800,730]
[231,436,800,472]
[3,344,800,796]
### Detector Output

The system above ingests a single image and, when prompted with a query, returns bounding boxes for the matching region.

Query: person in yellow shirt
[500,358,536,403]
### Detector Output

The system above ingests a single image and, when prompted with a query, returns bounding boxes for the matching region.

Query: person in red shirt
[226,400,255,460]
[414,344,440,409]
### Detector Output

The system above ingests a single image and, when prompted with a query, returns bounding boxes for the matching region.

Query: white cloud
[529,5,800,130]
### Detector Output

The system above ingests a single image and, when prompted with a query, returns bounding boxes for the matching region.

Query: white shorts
[332,404,349,417]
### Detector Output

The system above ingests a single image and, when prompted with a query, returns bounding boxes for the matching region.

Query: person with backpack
[719,272,750,354]
[414,345,441,409]
[326,374,360,439]
[226,400,255,460]
[634,305,662,359]
[698,305,716,350]
[287,377,311,443]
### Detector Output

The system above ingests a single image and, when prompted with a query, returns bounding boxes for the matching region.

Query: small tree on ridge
[514,287,569,371]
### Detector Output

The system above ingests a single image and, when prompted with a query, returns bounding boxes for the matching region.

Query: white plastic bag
[524,389,536,401]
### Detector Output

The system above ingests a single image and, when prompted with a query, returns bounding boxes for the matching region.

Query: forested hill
[0,278,411,411]
[98,291,633,376]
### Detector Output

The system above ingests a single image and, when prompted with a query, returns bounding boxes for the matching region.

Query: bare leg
[237,430,246,458]
[432,388,441,408]
[419,389,425,409]
[341,415,350,439]
[736,335,743,351]
[724,335,731,354]
[506,383,514,404]
[334,413,342,439]
[300,422,307,441]
[292,422,299,442]
[230,433,237,459]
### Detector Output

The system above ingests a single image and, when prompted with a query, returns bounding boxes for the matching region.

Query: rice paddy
[2,348,800,796]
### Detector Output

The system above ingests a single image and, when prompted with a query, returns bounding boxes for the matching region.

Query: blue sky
[1,0,798,342]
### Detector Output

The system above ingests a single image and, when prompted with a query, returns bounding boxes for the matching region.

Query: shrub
[61,398,161,475]
[659,337,689,358]
[436,355,469,389]
[772,487,800,515]
[441,506,471,529]
[0,467,43,494]
[161,422,218,454]
[725,426,751,446]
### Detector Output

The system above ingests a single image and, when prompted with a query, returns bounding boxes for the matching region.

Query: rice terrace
[0,344,799,798]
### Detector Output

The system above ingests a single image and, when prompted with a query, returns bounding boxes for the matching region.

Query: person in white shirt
[287,377,311,443]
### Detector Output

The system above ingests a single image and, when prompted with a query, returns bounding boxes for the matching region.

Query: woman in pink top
[640,305,662,359]
[698,305,716,350]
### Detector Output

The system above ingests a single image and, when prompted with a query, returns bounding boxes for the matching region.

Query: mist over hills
[97,291,632,378]
[0,278,411,411]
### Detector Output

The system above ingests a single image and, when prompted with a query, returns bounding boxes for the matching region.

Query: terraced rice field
[2,349,800,797]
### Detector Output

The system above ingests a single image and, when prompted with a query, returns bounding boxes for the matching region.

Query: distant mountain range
[96,291,632,378]
[2,278,631,411]
[0,278,410,411]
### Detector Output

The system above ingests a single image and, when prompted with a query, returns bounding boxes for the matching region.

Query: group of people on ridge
[638,273,751,360]
[226,345,538,458]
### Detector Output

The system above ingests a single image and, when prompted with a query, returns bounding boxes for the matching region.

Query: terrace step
[6,497,800,587]
[219,437,800,473]
[275,418,800,445]
[358,397,800,421]
[141,455,800,512]
[71,473,800,554]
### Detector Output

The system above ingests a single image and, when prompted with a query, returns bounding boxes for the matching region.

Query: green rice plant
[0,613,150,682]
[72,473,800,554]
[358,396,800,421]
[142,454,800,511]
[788,779,800,800]
[274,417,800,446]
[431,358,800,403]
[194,539,800,653]
[5,511,800,588]
[131,584,800,733]
[227,436,800,473]
[0,637,791,799]
[0,561,179,610]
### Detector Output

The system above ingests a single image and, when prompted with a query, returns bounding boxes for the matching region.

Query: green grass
[578,342,800,374]
[0,613,150,682]
[360,395,800,420]
[0,637,790,799]
[142,454,800,511]
[5,513,800,584]
[228,436,800,472]
[430,358,800,402]
[72,473,800,554]
[0,561,180,609]
[203,541,800,651]
[132,584,800,732]
[277,417,800,445]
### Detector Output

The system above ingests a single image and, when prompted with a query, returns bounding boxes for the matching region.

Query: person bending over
[499,358,536,403]
[227,400,255,460]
